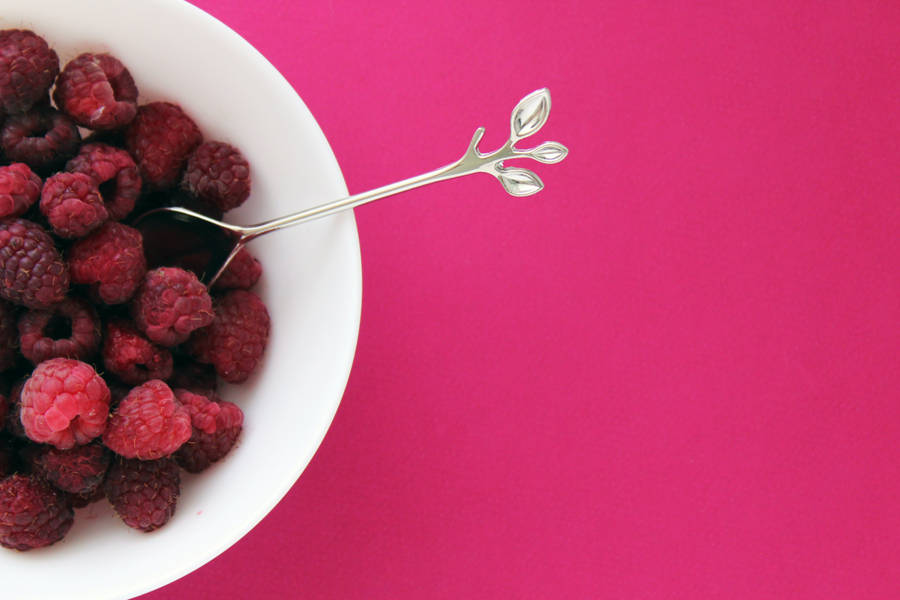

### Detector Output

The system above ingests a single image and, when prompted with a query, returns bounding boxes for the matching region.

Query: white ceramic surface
[0,1,361,598]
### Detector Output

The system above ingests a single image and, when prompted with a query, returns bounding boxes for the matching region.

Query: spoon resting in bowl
[134,88,568,287]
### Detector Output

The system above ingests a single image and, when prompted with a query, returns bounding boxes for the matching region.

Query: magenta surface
[141,1,899,598]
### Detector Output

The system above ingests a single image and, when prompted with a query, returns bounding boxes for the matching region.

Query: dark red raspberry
[181,141,250,212]
[131,267,214,347]
[0,300,17,371]
[102,380,191,460]
[17,297,101,364]
[53,53,138,130]
[40,171,108,239]
[0,218,69,309]
[0,106,80,173]
[213,247,262,291]
[0,163,41,219]
[173,389,242,473]
[125,102,202,189]
[68,221,146,305]
[167,358,218,393]
[28,442,110,495]
[0,30,59,115]
[104,457,179,532]
[66,142,141,220]
[0,473,73,550]
[102,319,173,385]
[188,290,270,383]
[20,358,110,449]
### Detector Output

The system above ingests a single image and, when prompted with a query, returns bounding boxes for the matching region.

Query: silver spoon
[134,88,568,287]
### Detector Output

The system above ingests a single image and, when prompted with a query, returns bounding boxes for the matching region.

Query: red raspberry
[20,358,110,449]
[0,218,69,309]
[0,300,17,372]
[0,106,80,173]
[213,247,262,291]
[182,141,250,212]
[188,290,269,383]
[173,389,242,473]
[102,319,173,385]
[131,267,214,347]
[40,171,108,239]
[125,102,202,189]
[0,474,73,550]
[103,457,179,532]
[53,53,138,130]
[28,442,110,495]
[0,163,41,219]
[68,221,146,305]
[0,30,59,115]
[102,380,191,460]
[66,142,141,220]
[17,297,101,364]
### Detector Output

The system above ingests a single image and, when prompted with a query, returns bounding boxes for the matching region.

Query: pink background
[142,1,899,598]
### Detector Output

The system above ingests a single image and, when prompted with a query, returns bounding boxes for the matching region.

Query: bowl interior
[0,1,361,599]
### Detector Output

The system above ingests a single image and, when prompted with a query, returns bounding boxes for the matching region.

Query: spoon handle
[239,88,567,242]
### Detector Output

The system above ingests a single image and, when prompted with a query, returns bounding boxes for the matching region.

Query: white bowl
[0,1,361,598]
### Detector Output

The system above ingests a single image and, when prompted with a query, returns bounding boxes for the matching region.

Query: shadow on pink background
[142,1,898,598]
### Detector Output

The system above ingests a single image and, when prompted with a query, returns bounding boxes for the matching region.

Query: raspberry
[0,30,59,115]
[39,171,108,239]
[17,297,101,364]
[173,389,242,473]
[0,163,41,219]
[188,290,269,383]
[181,141,250,212]
[68,221,146,305]
[28,442,110,495]
[131,267,214,347]
[102,380,191,460]
[0,473,73,550]
[102,319,173,385]
[0,300,17,371]
[53,53,138,130]
[213,247,262,291]
[66,142,141,220]
[20,358,110,449]
[125,102,202,189]
[0,106,80,173]
[0,218,69,309]
[103,457,179,532]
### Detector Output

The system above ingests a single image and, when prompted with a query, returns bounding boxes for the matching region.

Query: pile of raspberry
[0,30,270,551]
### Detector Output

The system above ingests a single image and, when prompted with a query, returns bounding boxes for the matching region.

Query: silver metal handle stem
[240,88,567,241]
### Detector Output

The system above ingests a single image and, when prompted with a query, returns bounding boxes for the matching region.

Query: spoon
[134,88,568,287]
